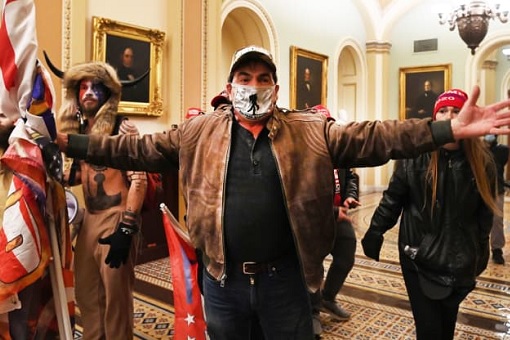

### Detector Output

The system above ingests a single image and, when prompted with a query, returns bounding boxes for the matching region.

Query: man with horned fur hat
[59,61,147,339]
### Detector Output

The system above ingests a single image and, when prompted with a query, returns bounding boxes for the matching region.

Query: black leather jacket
[488,141,509,195]
[367,148,494,289]
[339,169,359,203]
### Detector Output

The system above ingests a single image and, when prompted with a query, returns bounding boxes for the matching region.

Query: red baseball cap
[211,90,230,109]
[311,104,334,120]
[185,107,204,119]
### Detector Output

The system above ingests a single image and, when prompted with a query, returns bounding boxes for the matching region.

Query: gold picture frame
[92,16,165,116]
[290,46,328,110]
[399,64,452,120]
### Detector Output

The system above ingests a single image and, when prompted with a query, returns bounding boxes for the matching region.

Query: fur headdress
[58,61,121,135]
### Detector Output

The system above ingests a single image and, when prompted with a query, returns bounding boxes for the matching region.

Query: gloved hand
[41,141,63,182]
[361,229,384,261]
[98,222,138,268]
[35,135,63,182]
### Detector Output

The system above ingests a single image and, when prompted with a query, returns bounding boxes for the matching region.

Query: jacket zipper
[219,120,233,288]
[269,138,306,283]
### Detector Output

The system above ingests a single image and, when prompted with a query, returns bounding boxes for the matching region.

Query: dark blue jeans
[203,257,314,340]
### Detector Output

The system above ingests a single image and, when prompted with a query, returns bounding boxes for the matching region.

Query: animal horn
[43,51,64,79]
[44,49,149,87]
[121,69,150,87]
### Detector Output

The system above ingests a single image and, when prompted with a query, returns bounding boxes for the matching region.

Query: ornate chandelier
[438,1,508,55]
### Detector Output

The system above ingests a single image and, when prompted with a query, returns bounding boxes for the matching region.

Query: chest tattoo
[86,169,121,211]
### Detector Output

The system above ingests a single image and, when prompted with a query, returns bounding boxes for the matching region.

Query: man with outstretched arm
[55,46,510,339]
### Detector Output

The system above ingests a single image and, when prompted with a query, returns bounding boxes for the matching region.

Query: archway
[220,0,278,88]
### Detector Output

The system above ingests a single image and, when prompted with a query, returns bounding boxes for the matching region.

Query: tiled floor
[89,192,510,339]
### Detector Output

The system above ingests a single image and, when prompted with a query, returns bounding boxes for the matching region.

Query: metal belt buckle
[242,262,257,275]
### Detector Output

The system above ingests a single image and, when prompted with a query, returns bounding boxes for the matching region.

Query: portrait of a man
[106,35,151,103]
[407,79,439,119]
[400,65,451,120]
[290,46,328,110]
[297,65,321,109]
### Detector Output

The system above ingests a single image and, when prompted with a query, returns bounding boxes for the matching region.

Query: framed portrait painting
[92,16,165,116]
[399,64,452,120]
[290,46,328,110]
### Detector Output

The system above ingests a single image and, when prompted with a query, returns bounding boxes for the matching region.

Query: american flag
[0,0,38,119]
[0,0,73,337]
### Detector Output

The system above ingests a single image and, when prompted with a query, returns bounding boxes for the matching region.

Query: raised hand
[451,85,510,139]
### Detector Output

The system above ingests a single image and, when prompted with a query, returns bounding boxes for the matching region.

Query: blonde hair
[425,137,500,215]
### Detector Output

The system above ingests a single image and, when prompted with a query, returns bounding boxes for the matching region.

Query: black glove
[35,135,63,182]
[98,222,138,268]
[361,229,384,261]
[42,141,63,182]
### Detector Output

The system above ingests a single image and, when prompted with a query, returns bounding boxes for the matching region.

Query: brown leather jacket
[68,107,453,291]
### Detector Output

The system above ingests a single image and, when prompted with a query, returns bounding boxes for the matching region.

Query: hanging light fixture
[438,1,508,55]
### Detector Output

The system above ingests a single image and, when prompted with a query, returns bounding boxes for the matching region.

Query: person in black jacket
[319,168,359,317]
[362,89,499,340]
[485,134,509,264]
[311,168,359,336]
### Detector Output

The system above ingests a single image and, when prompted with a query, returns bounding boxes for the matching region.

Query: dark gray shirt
[223,119,294,264]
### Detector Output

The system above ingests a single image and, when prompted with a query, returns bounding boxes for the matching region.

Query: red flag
[161,204,206,340]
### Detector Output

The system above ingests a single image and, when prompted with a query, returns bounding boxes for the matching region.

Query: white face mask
[231,84,276,121]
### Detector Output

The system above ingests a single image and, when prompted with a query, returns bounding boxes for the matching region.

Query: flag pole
[159,203,192,246]
[47,191,73,339]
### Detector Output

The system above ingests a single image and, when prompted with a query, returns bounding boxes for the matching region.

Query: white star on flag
[162,205,206,339]
[185,313,195,326]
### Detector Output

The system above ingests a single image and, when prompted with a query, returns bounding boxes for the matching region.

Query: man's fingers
[490,126,510,135]
[489,99,510,112]
[466,85,480,107]
[493,111,510,127]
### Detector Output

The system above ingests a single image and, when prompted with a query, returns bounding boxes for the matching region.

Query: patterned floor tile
[79,191,510,339]
[74,293,175,340]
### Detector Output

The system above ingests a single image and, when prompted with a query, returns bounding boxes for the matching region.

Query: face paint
[231,84,276,121]
[78,80,108,114]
